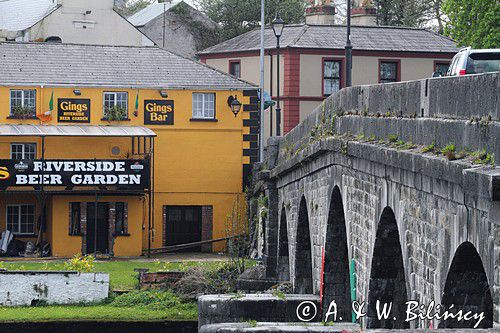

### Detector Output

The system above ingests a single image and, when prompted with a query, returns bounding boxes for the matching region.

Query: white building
[0,0,154,46]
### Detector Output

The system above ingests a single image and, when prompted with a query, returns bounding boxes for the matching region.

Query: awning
[0,124,156,137]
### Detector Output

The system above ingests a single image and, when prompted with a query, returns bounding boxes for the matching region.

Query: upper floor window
[229,61,241,78]
[11,143,36,160]
[379,61,399,83]
[192,93,215,120]
[10,90,36,118]
[103,92,128,120]
[7,204,35,235]
[323,60,342,96]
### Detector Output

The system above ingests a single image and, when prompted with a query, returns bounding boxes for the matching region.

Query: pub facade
[0,42,258,257]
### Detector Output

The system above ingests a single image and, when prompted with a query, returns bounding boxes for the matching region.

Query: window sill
[190,118,218,122]
[101,118,131,122]
[12,234,37,238]
[7,115,37,120]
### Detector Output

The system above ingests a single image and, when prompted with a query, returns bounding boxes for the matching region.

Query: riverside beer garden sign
[57,99,91,123]
[0,160,149,190]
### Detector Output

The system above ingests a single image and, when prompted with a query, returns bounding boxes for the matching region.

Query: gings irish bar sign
[0,160,149,190]
[144,100,174,125]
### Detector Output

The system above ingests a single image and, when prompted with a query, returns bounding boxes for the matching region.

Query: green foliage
[115,0,155,17]
[375,0,435,27]
[422,141,436,153]
[355,133,365,141]
[64,254,95,273]
[170,2,220,50]
[441,143,456,160]
[195,0,306,41]
[172,261,242,299]
[11,105,35,119]
[367,134,376,142]
[272,290,285,300]
[247,320,257,327]
[471,149,495,165]
[442,0,500,48]
[104,106,128,121]
[110,290,184,310]
[388,134,398,143]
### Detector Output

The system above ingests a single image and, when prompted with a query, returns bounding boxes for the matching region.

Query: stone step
[198,294,321,328]
[199,322,360,333]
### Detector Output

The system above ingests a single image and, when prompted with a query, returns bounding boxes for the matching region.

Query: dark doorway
[86,203,109,255]
[164,206,202,252]
[322,186,351,320]
[439,242,493,328]
[277,205,290,281]
[367,207,409,329]
[294,196,313,294]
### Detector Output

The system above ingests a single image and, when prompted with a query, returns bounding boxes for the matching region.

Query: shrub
[441,143,456,160]
[64,254,95,273]
[388,134,398,143]
[11,105,35,119]
[104,106,128,121]
[172,262,240,300]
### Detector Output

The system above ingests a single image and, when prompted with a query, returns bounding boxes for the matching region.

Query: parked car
[441,47,500,77]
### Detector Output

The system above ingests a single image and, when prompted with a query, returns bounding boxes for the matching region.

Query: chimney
[305,0,336,25]
[351,0,377,26]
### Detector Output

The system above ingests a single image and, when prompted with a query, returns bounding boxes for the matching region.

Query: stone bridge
[250,73,499,330]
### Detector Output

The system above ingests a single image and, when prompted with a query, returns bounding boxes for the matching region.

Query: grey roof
[0,42,255,90]
[0,0,59,32]
[128,0,198,26]
[200,24,458,55]
[0,124,157,137]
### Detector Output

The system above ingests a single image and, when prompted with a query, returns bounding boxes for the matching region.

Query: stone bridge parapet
[251,73,500,330]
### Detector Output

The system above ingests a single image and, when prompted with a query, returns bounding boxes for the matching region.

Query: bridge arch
[322,186,351,320]
[439,241,493,328]
[294,196,313,293]
[277,204,290,281]
[367,207,409,329]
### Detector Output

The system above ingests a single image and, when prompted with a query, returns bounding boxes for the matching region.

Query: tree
[195,0,306,41]
[442,0,500,48]
[375,0,433,27]
[115,0,156,17]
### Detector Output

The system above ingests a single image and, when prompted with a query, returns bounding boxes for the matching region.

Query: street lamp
[345,0,353,87]
[272,13,284,136]
[229,95,242,117]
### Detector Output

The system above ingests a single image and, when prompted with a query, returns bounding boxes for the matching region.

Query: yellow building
[0,42,258,257]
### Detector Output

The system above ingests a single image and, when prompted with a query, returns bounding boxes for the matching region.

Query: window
[323,60,342,96]
[103,92,128,118]
[7,204,35,235]
[435,62,450,76]
[69,203,81,236]
[10,90,36,116]
[114,202,128,235]
[379,61,399,83]
[229,61,241,78]
[192,93,215,119]
[10,143,36,160]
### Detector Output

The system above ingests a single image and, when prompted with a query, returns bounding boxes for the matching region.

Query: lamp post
[272,13,284,136]
[345,0,353,87]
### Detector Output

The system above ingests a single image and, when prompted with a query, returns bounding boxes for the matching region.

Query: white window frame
[10,143,37,160]
[6,204,35,235]
[10,89,36,115]
[103,92,128,117]
[192,93,216,120]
